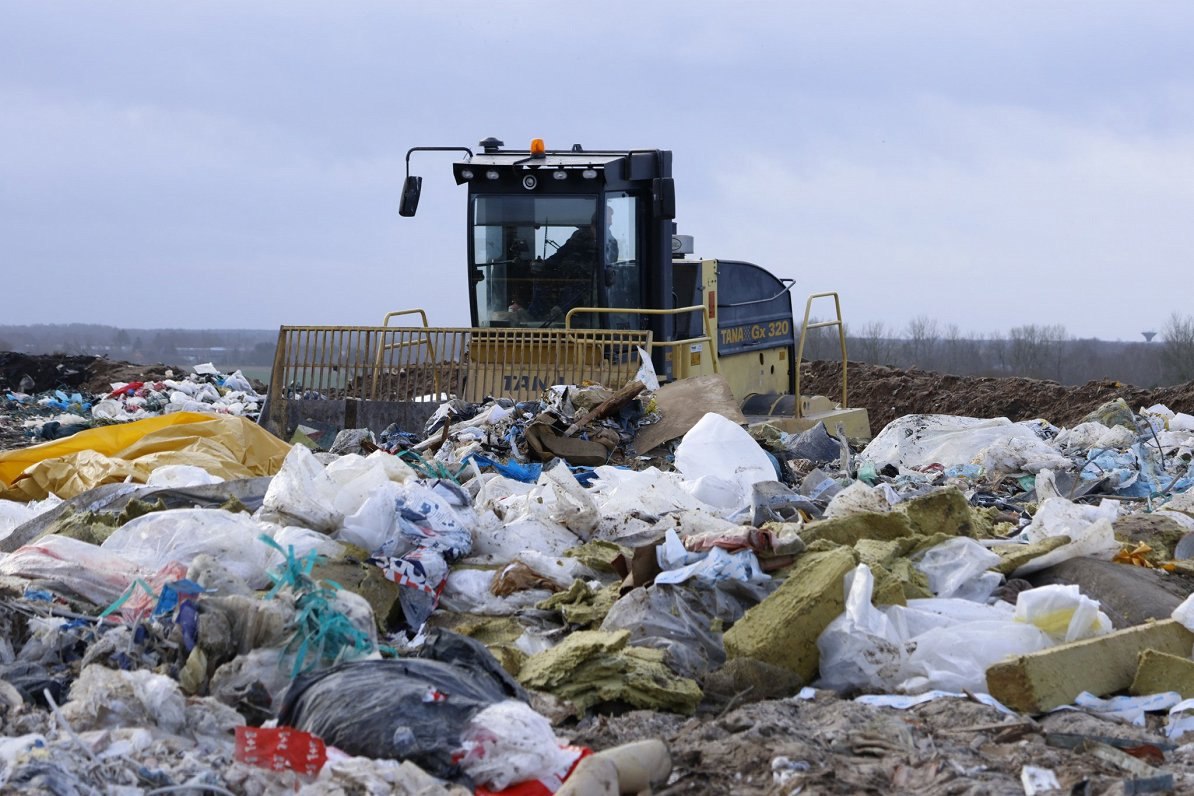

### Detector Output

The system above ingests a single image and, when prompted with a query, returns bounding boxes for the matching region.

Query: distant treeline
[0,324,278,370]
[3,313,1193,387]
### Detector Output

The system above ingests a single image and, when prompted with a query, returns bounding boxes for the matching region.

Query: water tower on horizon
[1143,331,1157,342]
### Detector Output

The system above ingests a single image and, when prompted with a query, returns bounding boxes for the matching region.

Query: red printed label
[235,726,327,777]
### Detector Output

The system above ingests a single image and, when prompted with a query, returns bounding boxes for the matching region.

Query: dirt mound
[0,352,182,396]
[801,360,1194,434]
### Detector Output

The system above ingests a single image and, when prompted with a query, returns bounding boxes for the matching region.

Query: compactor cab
[261,137,869,444]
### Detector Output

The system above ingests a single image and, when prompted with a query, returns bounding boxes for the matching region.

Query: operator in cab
[529,206,618,324]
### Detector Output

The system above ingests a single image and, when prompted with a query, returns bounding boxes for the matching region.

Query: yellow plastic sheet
[0,412,292,502]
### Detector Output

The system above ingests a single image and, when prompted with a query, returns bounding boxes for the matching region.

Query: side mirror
[399,175,423,217]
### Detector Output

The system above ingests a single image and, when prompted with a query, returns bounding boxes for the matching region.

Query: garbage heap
[0,366,1193,793]
[2,362,262,443]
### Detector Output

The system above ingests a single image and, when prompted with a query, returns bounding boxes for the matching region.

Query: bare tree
[903,315,940,369]
[1006,324,1068,379]
[851,320,895,365]
[798,317,842,361]
[1161,312,1194,383]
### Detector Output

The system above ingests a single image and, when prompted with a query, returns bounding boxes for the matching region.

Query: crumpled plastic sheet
[366,479,475,628]
[817,564,1054,695]
[0,412,292,501]
[861,415,1066,473]
[654,529,769,586]
[601,580,771,679]
[1049,691,1183,727]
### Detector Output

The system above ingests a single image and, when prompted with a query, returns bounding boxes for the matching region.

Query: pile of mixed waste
[3,361,262,445]
[1,360,1194,793]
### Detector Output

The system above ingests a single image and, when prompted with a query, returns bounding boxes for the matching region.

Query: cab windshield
[471,195,600,328]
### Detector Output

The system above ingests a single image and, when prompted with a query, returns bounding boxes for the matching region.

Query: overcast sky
[3,1,1192,341]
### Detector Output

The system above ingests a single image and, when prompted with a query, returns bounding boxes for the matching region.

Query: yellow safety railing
[794,292,849,416]
[564,304,719,375]
[372,309,437,400]
[267,323,655,409]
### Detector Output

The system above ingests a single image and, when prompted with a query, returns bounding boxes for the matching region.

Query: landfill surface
[3,351,1194,794]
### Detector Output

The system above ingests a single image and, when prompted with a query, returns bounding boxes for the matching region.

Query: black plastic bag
[277,631,526,782]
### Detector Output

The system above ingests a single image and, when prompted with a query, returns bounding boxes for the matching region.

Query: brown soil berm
[801,360,1194,434]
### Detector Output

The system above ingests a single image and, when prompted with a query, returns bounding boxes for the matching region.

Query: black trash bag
[277,631,526,782]
[785,421,841,463]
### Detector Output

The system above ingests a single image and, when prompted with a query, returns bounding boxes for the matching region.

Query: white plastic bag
[541,462,599,538]
[262,445,342,531]
[1013,497,1121,577]
[1174,592,1194,632]
[1014,584,1112,642]
[102,508,278,589]
[818,564,1053,695]
[438,568,551,615]
[0,535,139,606]
[914,537,1003,601]
[674,413,775,510]
[816,565,910,692]
[145,465,224,488]
[861,415,1063,471]
[457,701,575,791]
[635,346,660,392]
[0,495,62,544]
[337,480,405,554]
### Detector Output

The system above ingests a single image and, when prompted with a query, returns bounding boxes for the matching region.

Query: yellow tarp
[0,412,292,502]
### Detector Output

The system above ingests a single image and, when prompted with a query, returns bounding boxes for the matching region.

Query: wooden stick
[563,381,646,437]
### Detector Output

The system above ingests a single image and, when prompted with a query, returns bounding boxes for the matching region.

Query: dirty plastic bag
[818,565,1053,694]
[634,346,660,392]
[674,413,775,509]
[817,565,909,693]
[1014,584,1112,642]
[914,537,1003,601]
[457,700,575,791]
[1056,422,1137,453]
[600,582,764,679]
[861,415,1062,471]
[468,514,582,565]
[1012,497,1120,577]
[262,445,342,531]
[655,529,768,586]
[540,462,599,539]
[512,549,599,589]
[823,480,895,519]
[393,480,474,556]
[63,664,189,735]
[974,436,1071,475]
[102,508,278,589]
[0,535,140,606]
[439,568,552,615]
[277,631,526,782]
[782,421,841,462]
[0,495,62,544]
[144,464,225,488]
[588,466,712,519]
